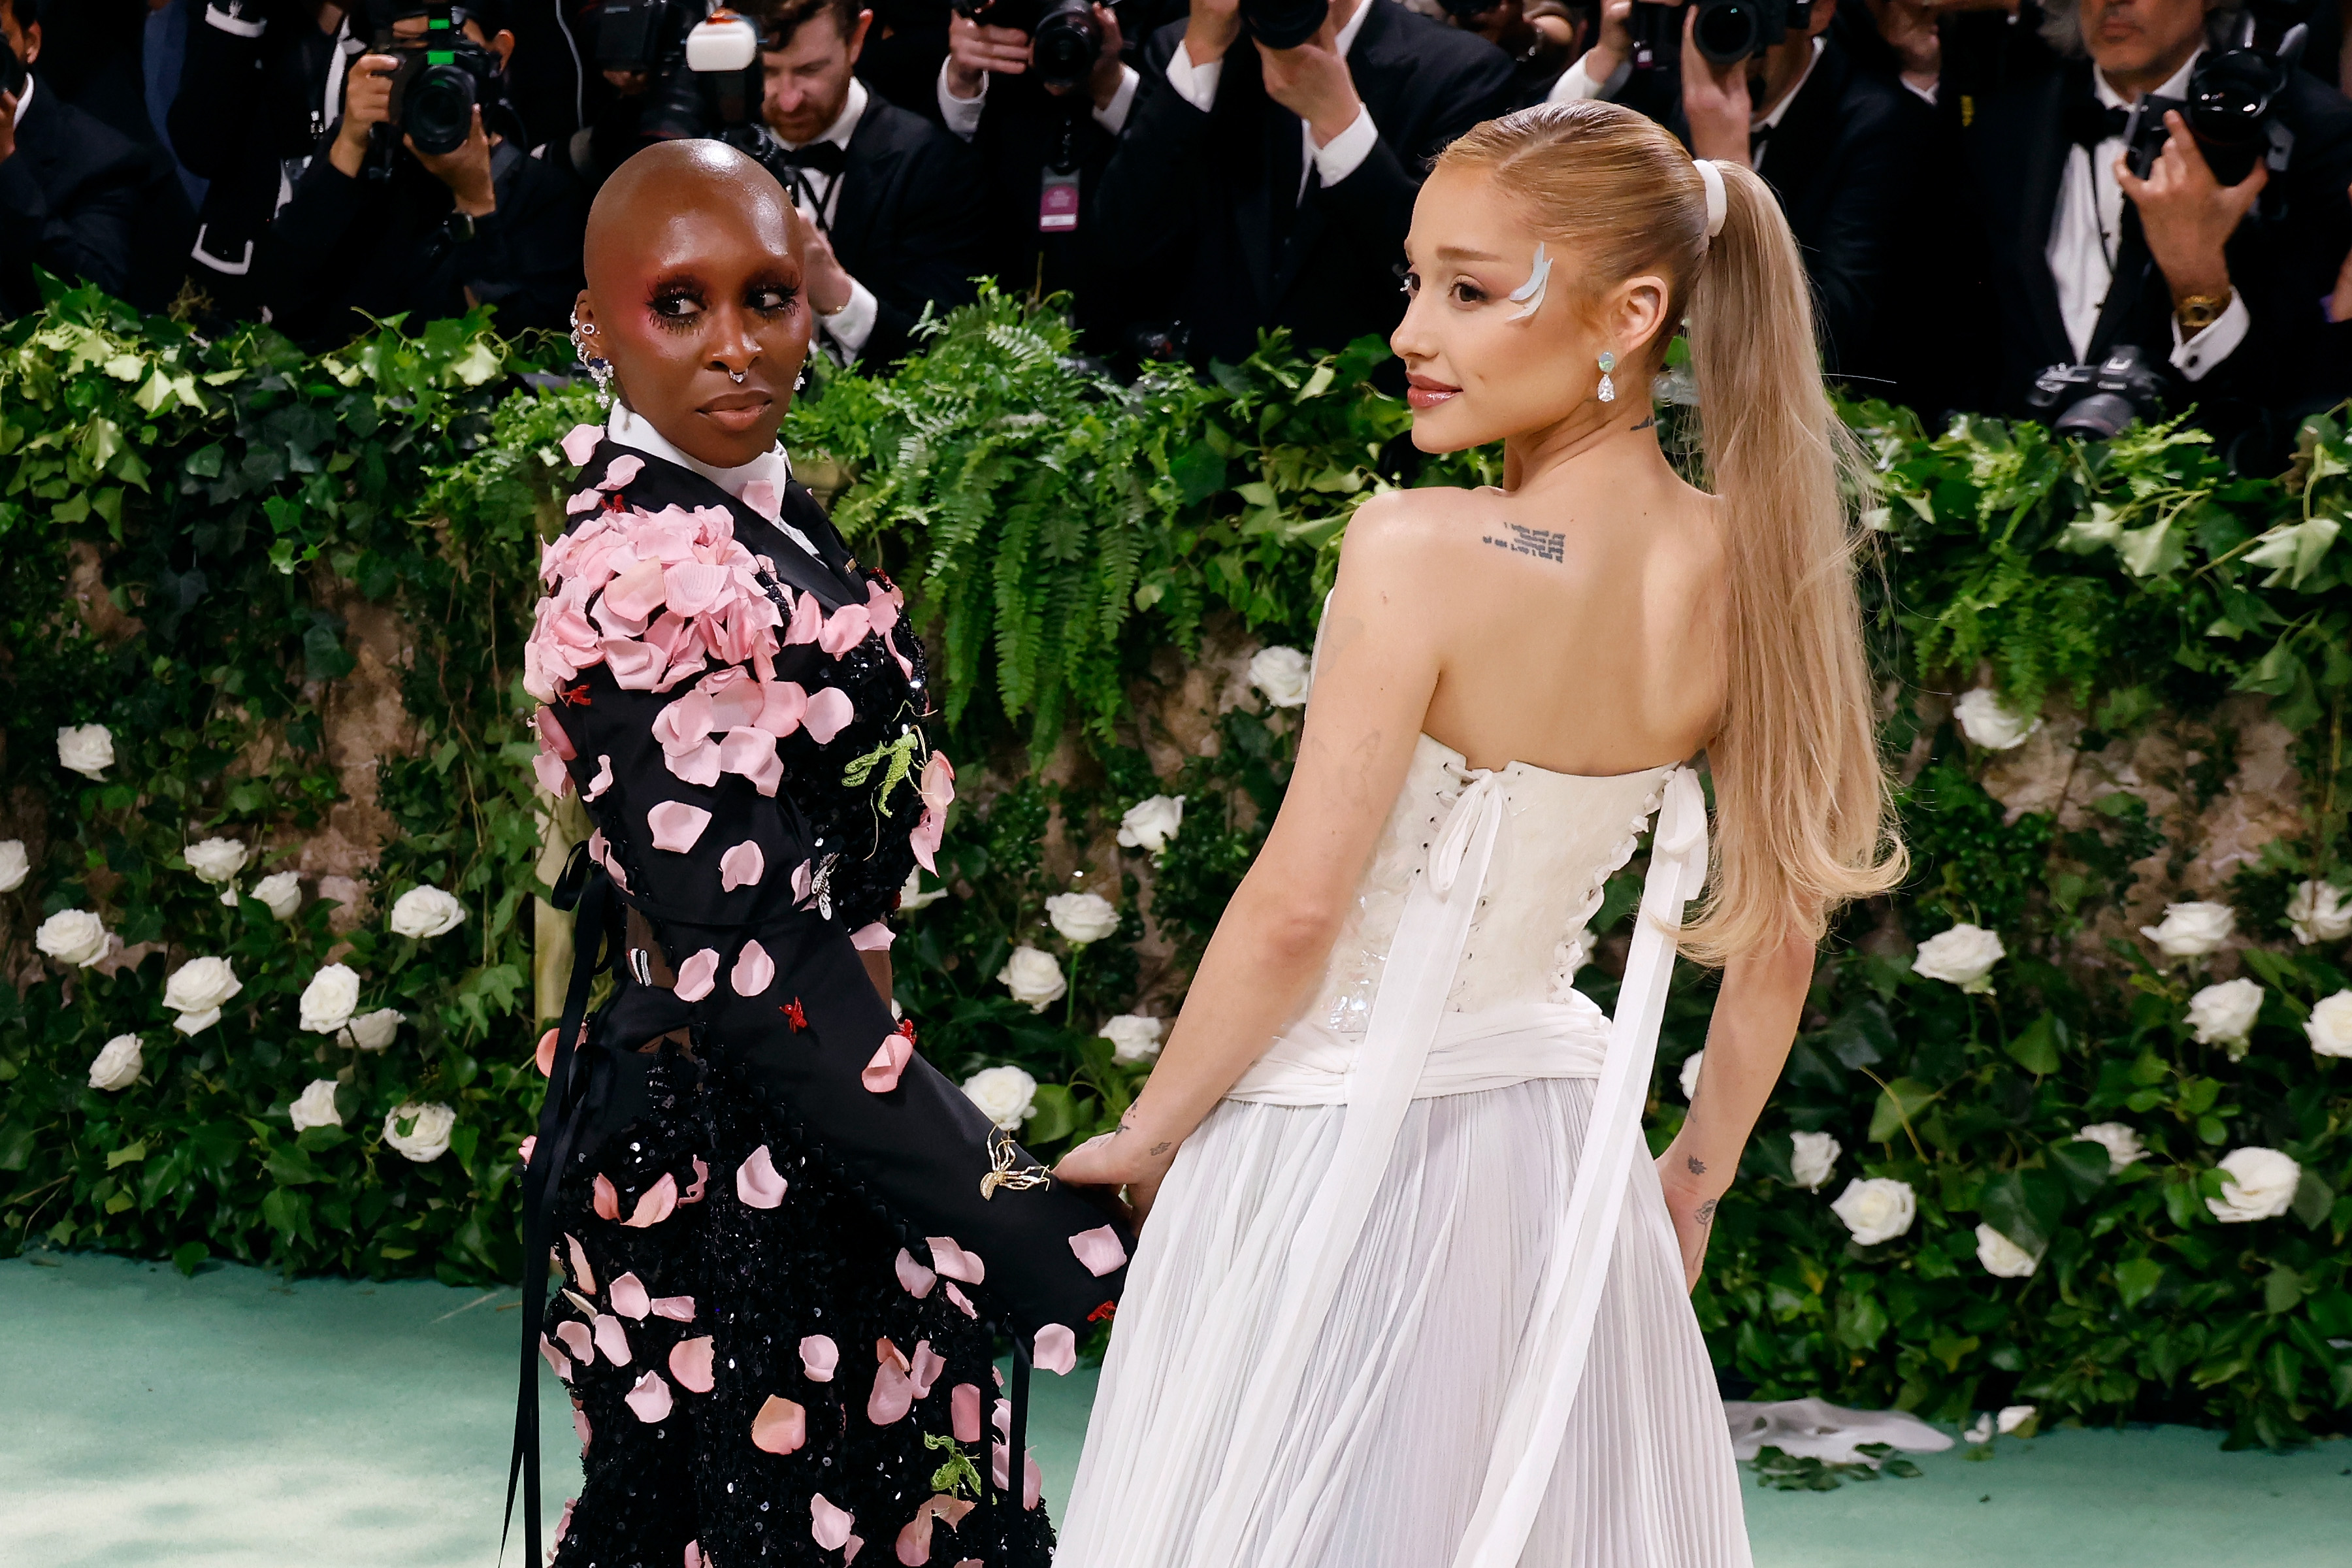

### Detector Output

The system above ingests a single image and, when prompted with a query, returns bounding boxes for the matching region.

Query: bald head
[585,140,795,296]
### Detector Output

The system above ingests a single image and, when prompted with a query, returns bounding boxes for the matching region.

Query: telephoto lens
[1030,0,1103,90]
[2184,49,2286,184]
[1239,0,1332,50]
[396,56,483,154]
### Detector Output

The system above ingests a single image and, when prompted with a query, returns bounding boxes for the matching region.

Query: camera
[1239,0,1331,50]
[0,35,24,101]
[2123,0,2311,187]
[363,3,507,157]
[955,0,1104,90]
[1627,0,1810,71]
[2026,346,2169,440]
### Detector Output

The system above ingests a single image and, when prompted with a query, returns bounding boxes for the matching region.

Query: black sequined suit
[519,436,1094,1568]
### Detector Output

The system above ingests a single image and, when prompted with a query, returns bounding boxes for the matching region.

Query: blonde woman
[1053,99,1903,1568]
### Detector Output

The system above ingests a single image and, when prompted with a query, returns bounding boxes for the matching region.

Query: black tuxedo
[0,85,149,318]
[1612,37,1933,395]
[1962,56,2352,431]
[1092,0,1516,363]
[823,95,990,367]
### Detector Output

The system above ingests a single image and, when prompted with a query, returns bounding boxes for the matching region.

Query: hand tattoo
[1693,1198,1718,1226]
[1685,1156,1707,1175]
[1478,521,1566,563]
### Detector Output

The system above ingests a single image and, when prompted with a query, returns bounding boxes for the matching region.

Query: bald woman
[512,142,1126,1568]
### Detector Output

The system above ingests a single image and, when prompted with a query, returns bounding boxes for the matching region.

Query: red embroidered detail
[894,1017,917,1048]
[1086,1301,1117,1322]
[557,682,592,707]
[868,565,898,592]
[781,998,808,1032]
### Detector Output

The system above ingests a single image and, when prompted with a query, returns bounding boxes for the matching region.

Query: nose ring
[728,369,746,385]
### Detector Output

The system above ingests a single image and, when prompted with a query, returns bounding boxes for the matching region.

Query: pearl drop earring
[1596,350,1617,404]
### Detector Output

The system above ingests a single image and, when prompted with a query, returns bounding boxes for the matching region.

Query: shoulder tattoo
[1478,520,1565,564]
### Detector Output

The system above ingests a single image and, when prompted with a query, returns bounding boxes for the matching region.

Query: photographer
[743,0,987,365]
[257,1,588,346]
[936,1,1135,304]
[1552,0,1934,396]
[1445,0,1586,108]
[1092,0,1514,363]
[1961,0,2352,433]
[0,0,151,317]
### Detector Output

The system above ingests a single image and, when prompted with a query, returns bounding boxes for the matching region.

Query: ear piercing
[568,310,613,408]
[1597,350,1618,404]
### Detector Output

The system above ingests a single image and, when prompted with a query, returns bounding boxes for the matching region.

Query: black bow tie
[2065,95,2131,152]
[782,140,847,178]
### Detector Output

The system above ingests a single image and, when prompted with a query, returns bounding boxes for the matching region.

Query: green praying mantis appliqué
[841,725,926,819]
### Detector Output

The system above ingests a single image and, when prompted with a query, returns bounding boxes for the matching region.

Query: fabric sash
[1224,998,1612,1105]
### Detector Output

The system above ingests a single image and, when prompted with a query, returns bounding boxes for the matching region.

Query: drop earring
[569,310,615,408]
[1596,350,1618,404]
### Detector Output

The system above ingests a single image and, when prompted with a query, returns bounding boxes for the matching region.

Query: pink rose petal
[602,636,665,690]
[951,1383,982,1443]
[603,558,668,623]
[651,1294,696,1321]
[896,1495,977,1567]
[556,1319,595,1365]
[653,689,716,753]
[868,1358,914,1426]
[647,801,713,853]
[624,1172,679,1228]
[664,561,731,617]
[557,1500,577,1548]
[684,1541,704,1568]
[877,1337,911,1375]
[753,1394,808,1455]
[535,705,577,759]
[593,1314,632,1366]
[564,1233,596,1294]
[585,755,615,800]
[719,840,765,891]
[758,679,808,736]
[602,453,645,490]
[664,737,723,787]
[909,1340,945,1399]
[804,687,855,745]
[609,1271,651,1320]
[573,1405,593,1451]
[894,1247,936,1299]
[519,1135,538,1166]
[593,1175,621,1221]
[625,1369,673,1424]
[670,1335,716,1393]
[784,589,823,646]
[945,1282,976,1319]
[536,1028,560,1077]
[740,478,781,521]
[674,948,721,1002]
[991,1443,1043,1509]
[925,1236,985,1284]
[1069,1224,1128,1278]
[737,1145,787,1209]
[845,1537,864,1563]
[682,1156,709,1203]
[850,922,895,952]
[561,423,602,466]
[862,1034,913,1094]
[791,859,815,906]
[817,603,872,655]
[718,727,784,796]
[540,1333,573,1380]
[532,749,574,797]
[800,1334,839,1382]
[810,1492,855,1550]
[732,939,776,998]
[1034,1323,1077,1375]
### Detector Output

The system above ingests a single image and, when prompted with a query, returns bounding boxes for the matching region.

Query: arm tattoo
[1147,1141,1170,1157]
[1693,1198,1718,1226]
[1478,521,1565,563]
[1685,1156,1707,1175]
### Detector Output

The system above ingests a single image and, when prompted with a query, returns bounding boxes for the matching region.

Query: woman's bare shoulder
[1337,486,1494,576]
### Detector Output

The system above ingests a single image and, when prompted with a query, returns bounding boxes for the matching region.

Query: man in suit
[1091,0,1515,364]
[750,0,988,367]
[1957,0,2352,440]
[0,0,150,317]
[1554,0,1933,399]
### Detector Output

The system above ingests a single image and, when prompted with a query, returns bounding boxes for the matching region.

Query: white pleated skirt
[1056,1080,1753,1568]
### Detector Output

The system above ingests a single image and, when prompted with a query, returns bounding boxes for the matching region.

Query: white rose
[35,909,110,968]
[1974,1222,2042,1278]
[1829,1176,1918,1246]
[289,1079,344,1132]
[2140,900,2235,960]
[86,1034,144,1092]
[0,838,28,892]
[1912,923,2005,994]
[56,723,115,780]
[2207,1146,2300,1223]
[897,868,947,911]
[1962,1413,1995,1445]
[961,1065,1039,1131]
[1996,1405,2036,1437]
[161,955,241,1034]
[252,870,303,920]
[2074,1122,2146,1171]
[1678,1049,1705,1102]
[383,1102,456,1163]
[2285,880,2352,945]
[1100,1013,1164,1065]
[2185,977,2263,1054]
[1045,891,1120,945]
[2306,990,2352,1059]
[1952,687,2042,751]
[1247,646,1311,709]
[388,885,466,939]
[340,1007,406,1052]
[298,962,363,1035]
[996,945,1067,1012]
[1116,795,1185,855]
[183,837,249,885]
[1789,1130,1842,1192]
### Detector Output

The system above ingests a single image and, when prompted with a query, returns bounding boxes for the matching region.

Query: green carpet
[1,1252,2344,1566]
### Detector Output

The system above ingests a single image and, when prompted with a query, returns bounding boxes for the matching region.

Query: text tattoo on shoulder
[1478,521,1565,564]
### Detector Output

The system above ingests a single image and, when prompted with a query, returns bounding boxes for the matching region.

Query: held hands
[1258,12,1364,149]
[1054,1118,1181,1228]
[781,198,855,318]
[2117,110,2265,311]
[1678,6,1753,168]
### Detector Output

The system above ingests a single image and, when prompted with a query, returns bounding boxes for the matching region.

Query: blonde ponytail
[1439,103,1904,961]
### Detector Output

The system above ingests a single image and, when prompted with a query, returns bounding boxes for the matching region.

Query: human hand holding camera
[1258,11,1362,148]
[945,10,1032,97]
[412,104,498,218]
[330,52,400,178]
[1678,7,1751,167]
[782,195,856,318]
[1185,0,1245,67]
[2115,110,2267,322]
[1579,0,1637,86]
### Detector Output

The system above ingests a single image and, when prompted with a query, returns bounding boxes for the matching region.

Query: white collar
[11,74,33,122]
[785,76,868,152]
[606,403,823,559]
[2097,48,2200,111]
[1752,35,1823,131]
[1333,0,1375,60]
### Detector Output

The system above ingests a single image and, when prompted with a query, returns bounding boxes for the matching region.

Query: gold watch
[2176,289,2232,332]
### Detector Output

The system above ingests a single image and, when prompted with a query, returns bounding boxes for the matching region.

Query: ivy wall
[2,286,2348,1450]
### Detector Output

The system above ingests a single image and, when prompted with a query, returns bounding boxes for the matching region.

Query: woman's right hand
[1054,1124,1179,1227]
[1581,0,1636,84]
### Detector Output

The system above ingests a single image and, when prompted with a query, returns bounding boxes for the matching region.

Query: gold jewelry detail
[979,1127,1051,1201]
[2175,289,2231,332]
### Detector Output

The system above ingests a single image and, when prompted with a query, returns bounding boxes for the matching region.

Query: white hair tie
[1693,158,1728,240]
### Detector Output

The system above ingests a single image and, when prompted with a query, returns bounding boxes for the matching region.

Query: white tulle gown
[1056,733,1752,1568]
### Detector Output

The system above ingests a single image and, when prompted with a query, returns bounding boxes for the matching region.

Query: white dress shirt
[1164,0,1382,200]
[2049,52,2248,378]
[779,78,881,359]
[936,56,1141,140]
[1547,36,1819,174]
[606,404,824,562]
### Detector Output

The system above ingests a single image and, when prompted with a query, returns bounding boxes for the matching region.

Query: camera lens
[404,60,481,155]
[1691,0,1759,64]
[1032,0,1102,89]
[2186,53,2274,149]
[2055,392,2138,441]
[1239,0,1333,51]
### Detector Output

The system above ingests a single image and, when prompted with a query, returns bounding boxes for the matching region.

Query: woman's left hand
[1055,1127,1179,1228]
[1656,1159,1720,1293]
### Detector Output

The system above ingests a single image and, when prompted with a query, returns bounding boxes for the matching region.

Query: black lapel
[2013,64,2083,363]
[1759,40,1848,217]
[2087,189,2157,358]
[830,103,903,274]
[1276,0,1401,298]
[1218,44,1283,314]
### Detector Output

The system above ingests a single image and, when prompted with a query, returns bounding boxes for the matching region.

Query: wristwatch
[2176,289,2232,333]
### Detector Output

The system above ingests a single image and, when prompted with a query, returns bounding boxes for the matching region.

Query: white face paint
[1506,242,1550,321]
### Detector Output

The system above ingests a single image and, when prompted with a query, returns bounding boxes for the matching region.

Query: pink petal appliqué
[664,738,723,788]
[534,705,577,759]
[674,948,721,1002]
[540,1333,574,1381]
[602,558,668,623]
[810,1492,855,1551]
[862,1034,913,1094]
[683,1541,704,1568]
[585,755,615,800]
[682,1156,709,1203]
[593,1174,621,1221]
[740,478,782,521]
[533,749,575,798]
[925,1236,985,1284]
[609,1271,651,1320]
[573,1406,593,1452]
[1034,1323,1077,1375]
[753,1395,808,1455]
[536,1028,559,1076]
[759,680,808,737]
[732,939,776,997]
[601,453,645,490]
[670,1335,716,1393]
[717,727,784,796]
[565,1233,596,1294]
[556,1319,595,1366]
[664,561,730,617]
[867,1359,914,1426]
[803,687,855,745]
[624,1173,679,1228]
[951,1383,983,1443]
[625,1369,673,1424]
[990,1443,1043,1509]
[593,1314,632,1367]
[736,1144,787,1209]
[894,1247,936,1299]
[909,1340,945,1399]
[719,840,765,891]
[850,922,895,952]
[651,1294,697,1322]
[791,859,815,906]
[800,1334,839,1382]
[519,1135,538,1167]
[561,423,602,466]
[945,1282,976,1319]
[647,801,713,853]
[1068,1224,1128,1278]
